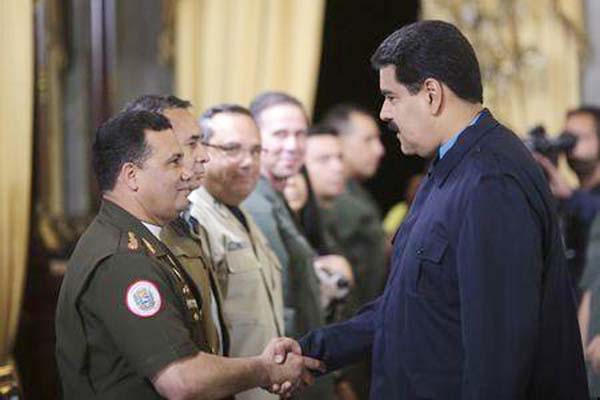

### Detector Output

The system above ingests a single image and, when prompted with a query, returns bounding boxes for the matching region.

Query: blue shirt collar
[438,111,483,159]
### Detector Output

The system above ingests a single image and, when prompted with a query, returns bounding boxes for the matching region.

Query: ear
[422,78,443,115]
[119,162,140,191]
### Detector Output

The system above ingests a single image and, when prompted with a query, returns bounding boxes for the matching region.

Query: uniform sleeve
[457,174,541,399]
[80,252,198,378]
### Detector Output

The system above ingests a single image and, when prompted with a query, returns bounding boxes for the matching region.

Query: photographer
[535,106,600,292]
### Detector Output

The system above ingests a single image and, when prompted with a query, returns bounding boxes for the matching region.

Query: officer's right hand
[260,337,325,398]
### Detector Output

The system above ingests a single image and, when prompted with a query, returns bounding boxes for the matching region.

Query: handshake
[259,337,325,398]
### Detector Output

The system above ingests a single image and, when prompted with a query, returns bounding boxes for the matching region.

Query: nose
[195,142,210,164]
[334,157,345,173]
[238,149,254,168]
[283,134,300,152]
[181,166,193,181]
[379,99,391,122]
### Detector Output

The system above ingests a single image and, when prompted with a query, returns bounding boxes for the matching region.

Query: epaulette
[118,231,169,264]
[118,231,151,255]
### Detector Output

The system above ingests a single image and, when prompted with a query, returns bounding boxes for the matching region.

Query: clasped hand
[260,337,325,398]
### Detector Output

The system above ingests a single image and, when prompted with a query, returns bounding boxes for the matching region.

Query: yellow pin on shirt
[127,232,139,250]
[141,238,156,255]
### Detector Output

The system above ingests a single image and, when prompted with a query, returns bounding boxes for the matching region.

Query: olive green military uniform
[243,176,334,400]
[323,179,388,400]
[55,200,225,399]
[160,215,229,356]
[330,179,387,317]
[188,187,283,400]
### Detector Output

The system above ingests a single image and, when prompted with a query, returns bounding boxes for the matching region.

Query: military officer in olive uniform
[55,110,322,399]
[124,95,228,356]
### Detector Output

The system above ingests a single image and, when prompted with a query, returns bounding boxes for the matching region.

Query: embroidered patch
[125,280,162,317]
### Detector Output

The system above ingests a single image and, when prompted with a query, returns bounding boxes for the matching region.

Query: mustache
[387,121,399,132]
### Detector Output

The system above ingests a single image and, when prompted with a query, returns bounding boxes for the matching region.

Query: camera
[524,125,578,165]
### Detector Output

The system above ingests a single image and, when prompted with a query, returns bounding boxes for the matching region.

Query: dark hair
[371,20,483,103]
[92,110,172,191]
[249,91,308,126]
[322,103,374,136]
[198,103,253,142]
[123,94,192,113]
[307,123,338,138]
[567,106,600,142]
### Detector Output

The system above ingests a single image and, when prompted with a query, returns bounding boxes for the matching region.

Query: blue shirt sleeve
[299,297,379,373]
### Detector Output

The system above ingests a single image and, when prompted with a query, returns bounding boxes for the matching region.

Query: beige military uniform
[189,187,284,400]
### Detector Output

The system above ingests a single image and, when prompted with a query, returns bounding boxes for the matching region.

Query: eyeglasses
[202,142,263,160]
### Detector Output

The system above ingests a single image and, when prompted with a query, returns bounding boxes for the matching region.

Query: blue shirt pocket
[414,232,455,304]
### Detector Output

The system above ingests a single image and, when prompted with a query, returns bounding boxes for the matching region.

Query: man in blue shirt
[296,20,588,399]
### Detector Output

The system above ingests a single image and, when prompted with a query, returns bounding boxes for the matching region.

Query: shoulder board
[118,231,146,254]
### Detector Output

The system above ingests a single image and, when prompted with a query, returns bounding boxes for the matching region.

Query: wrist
[255,355,272,387]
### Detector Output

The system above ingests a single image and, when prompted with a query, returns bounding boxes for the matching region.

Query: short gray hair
[198,103,253,142]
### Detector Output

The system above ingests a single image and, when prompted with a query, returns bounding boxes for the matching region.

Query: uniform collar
[98,199,168,256]
[190,186,251,235]
[161,216,205,258]
[255,175,279,201]
[438,111,482,160]
[191,187,234,220]
[427,108,499,187]
[142,222,162,239]
[345,178,360,194]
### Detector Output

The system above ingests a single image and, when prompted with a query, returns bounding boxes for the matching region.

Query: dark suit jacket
[300,110,588,399]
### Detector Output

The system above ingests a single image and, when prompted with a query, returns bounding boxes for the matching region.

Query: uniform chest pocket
[222,245,265,317]
[414,233,457,304]
[224,245,260,274]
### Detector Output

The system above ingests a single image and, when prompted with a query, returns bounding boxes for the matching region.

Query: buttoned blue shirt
[300,109,587,399]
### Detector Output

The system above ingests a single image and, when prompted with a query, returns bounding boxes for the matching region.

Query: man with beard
[535,106,600,292]
[187,104,285,400]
